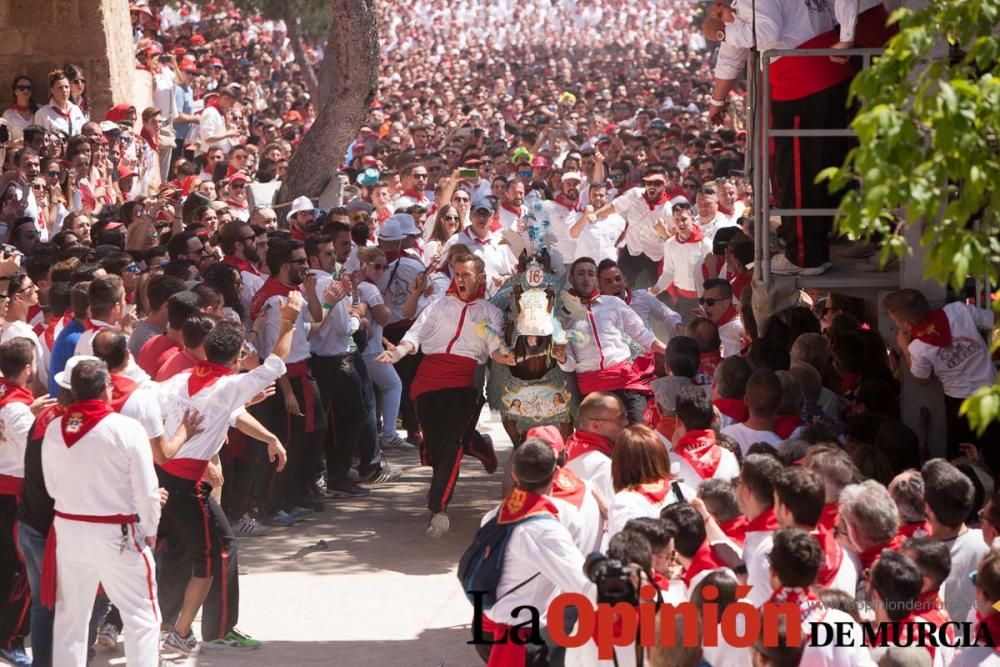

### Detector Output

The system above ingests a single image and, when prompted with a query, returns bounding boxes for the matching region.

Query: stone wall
[0,0,140,120]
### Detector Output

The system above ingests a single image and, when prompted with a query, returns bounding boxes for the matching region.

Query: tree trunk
[284,4,320,103]
[279,0,378,205]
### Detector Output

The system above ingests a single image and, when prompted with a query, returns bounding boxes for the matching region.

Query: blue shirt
[173,84,195,140]
[49,319,85,396]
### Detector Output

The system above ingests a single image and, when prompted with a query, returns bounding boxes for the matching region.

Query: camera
[584,553,639,605]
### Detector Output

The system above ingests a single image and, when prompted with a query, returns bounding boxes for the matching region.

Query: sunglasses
[698,297,726,306]
[46,171,61,178]
[443,215,460,221]
[16,85,32,92]
[125,264,142,273]
[453,196,470,203]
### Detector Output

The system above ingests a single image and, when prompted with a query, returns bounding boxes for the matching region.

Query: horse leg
[503,418,525,448]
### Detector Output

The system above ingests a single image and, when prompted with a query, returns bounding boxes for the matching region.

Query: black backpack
[457,513,554,609]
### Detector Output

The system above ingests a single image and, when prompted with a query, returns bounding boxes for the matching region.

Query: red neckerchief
[655,415,679,443]
[188,360,232,396]
[9,104,31,113]
[383,249,404,264]
[975,611,1000,651]
[291,226,308,241]
[0,379,34,408]
[746,507,779,534]
[84,319,110,332]
[676,225,705,244]
[222,255,262,276]
[673,429,722,479]
[813,526,845,587]
[818,503,839,533]
[643,190,670,212]
[551,467,587,508]
[567,288,600,305]
[49,102,72,120]
[249,277,297,320]
[713,398,749,424]
[60,399,113,447]
[718,515,748,546]
[629,479,670,505]
[682,541,724,586]
[500,201,522,217]
[730,270,752,301]
[27,304,41,325]
[108,374,139,412]
[564,430,613,461]
[913,591,947,617]
[911,308,952,347]
[78,179,97,213]
[401,188,426,201]
[31,404,66,440]
[898,519,930,540]
[719,205,734,216]
[445,277,486,303]
[874,612,936,660]
[774,413,804,439]
[496,488,559,524]
[464,229,491,246]
[140,127,159,152]
[857,533,904,571]
[768,586,820,625]
[553,193,581,211]
[717,305,740,326]
[44,313,73,350]
[621,289,633,305]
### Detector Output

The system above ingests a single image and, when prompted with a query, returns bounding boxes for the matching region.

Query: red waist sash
[577,360,651,396]
[411,353,477,400]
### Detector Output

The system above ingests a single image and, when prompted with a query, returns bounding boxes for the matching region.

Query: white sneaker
[769,253,802,275]
[426,512,450,538]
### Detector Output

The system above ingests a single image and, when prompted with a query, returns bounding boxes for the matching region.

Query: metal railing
[750,47,885,284]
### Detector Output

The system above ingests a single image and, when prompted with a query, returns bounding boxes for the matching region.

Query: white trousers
[52,517,161,667]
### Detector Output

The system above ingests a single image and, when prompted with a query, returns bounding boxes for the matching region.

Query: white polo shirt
[612,187,671,261]
[907,302,995,399]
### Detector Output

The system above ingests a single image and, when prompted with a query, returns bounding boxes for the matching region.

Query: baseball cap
[357,168,380,187]
[525,426,566,454]
[55,356,100,391]
[379,213,420,242]
[511,147,532,164]
[471,196,495,213]
[530,156,550,169]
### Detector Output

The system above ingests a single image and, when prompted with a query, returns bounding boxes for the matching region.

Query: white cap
[288,195,315,218]
[54,355,101,391]
[561,171,583,183]
[378,213,420,242]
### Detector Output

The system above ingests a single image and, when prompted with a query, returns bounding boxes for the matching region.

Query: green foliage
[820,0,1000,435]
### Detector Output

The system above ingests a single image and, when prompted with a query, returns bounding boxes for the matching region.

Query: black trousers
[384,324,422,436]
[221,430,272,521]
[416,387,482,514]
[155,474,239,640]
[310,352,380,481]
[614,390,649,425]
[617,250,660,291]
[772,78,852,268]
[0,495,29,649]
[260,373,326,512]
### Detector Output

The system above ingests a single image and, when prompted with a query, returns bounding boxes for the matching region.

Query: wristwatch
[716,30,726,41]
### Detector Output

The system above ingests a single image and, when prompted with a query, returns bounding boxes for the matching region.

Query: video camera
[583,553,640,605]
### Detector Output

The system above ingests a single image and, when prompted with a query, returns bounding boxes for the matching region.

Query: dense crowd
[0,0,995,665]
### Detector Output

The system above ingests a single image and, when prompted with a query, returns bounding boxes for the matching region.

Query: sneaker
[468,432,498,474]
[163,629,199,655]
[836,240,877,258]
[263,510,297,527]
[288,506,316,520]
[360,465,402,485]
[0,646,31,667]
[96,621,119,649]
[769,253,802,275]
[202,627,262,650]
[234,514,271,536]
[382,435,416,450]
[327,478,370,497]
[426,512,450,538]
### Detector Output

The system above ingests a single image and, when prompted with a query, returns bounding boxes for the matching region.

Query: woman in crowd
[3,75,39,141]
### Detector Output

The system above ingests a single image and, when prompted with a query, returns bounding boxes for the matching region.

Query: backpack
[457,513,554,610]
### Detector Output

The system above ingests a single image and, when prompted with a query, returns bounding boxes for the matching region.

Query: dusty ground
[81,413,513,667]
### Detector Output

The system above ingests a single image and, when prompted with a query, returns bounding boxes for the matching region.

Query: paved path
[88,412,513,667]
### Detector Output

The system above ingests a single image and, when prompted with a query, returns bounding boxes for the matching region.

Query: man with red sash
[136,290,202,379]
[546,172,586,265]
[688,318,723,392]
[671,387,740,491]
[40,358,162,666]
[481,440,594,667]
[650,203,712,323]
[218,220,265,314]
[250,238,328,524]
[661,503,730,594]
[497,179,526,231]
[955,551,1000,666]
[74,275,127,358]
[837,479,903,602]
[1,271,49,390]
[697,278,745,358]
[563,392,627,505]
[378,254,510,538]
[768,528,873,666]
[286,196,317,241]
[774,466,858,597]
[153,295,298,653]
[900,536,956,663]
[706,0,860,276]
[712,356,751,428]
[557,257,666,424]
[0,339,48,665]
[867,550,942,666]
[735,454,784,607]
[885,289,999,462]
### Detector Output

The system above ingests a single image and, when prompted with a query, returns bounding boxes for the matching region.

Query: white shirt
[497,203,525,231]
[559,295,657,374]
[743,527,774,608]
[612,187,671,261]
[572,212,626,264]
[719,316,746,358]
[308,271,360,357]
[2,109,34,142]
[721,422,784,457]
[0,399,34,479]
[256,292,311,363]
[907,302,995,399]
[607,481,694,539]
[33,101,87,137]
[942,528,989,624]
[564,450,614,508]
[159,354,287,463]
[545,199,582,263]
[655,235,712,296]
[835,0,886,42]
[117,377,165,440]
[670,446,740,491]
[444,230,516,296]
[42,411,160,533]
[357,282,386,357]
[402,293,504,362]
[699,211,738,243]
[624,290,683,337]
[377,256,427,324]
[801,607,877,667]
[827,546,861,597]
[198,105,230,156]
[952,646,1000,667]
[1,319,48,388]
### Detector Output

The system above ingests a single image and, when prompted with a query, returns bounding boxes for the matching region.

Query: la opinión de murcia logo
[467,585,999,659]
